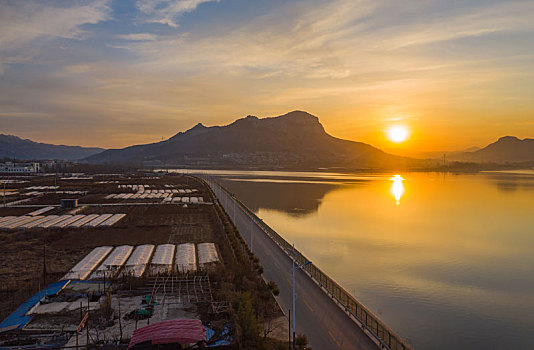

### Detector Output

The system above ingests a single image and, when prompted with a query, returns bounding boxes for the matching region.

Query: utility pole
[87,297,90,348]
[292,244,296,350]
[42,241,47,285]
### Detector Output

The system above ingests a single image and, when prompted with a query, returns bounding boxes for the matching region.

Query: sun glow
[387,125,409,143]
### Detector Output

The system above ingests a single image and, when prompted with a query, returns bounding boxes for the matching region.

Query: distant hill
[0,134,105,161]
[412,146,482,160]
[454,136,534,163]
[86,111,414,170]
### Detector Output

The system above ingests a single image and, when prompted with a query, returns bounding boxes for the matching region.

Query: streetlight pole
[250,217,254,253]
[291,246,311,350]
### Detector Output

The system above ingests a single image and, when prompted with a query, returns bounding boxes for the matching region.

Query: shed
[60,199,78,209]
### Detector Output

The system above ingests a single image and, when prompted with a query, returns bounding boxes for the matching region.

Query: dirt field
[0,174,214,320]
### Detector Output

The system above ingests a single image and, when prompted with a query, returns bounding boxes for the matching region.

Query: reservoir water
[176,169,534,349]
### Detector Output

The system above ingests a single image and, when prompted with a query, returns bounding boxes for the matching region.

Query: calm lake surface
[177,169,534,349]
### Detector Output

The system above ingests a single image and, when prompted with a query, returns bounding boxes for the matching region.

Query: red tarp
[128,319,206,349]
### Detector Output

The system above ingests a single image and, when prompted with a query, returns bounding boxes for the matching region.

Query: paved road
[212,182,378,350]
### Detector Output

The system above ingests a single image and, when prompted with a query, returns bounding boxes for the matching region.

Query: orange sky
[0,0,533,156]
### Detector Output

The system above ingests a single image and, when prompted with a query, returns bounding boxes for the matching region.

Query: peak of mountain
[85,111,410,170]
[454,136,534,163]
[0,134,105,161]
[189,122,207,131]
[496,135,521,142]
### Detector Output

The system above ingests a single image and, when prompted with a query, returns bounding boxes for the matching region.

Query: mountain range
[0,134,104,161]
[1,111,532,168]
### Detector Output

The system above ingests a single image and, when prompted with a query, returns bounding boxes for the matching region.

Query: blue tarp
[205,324,232,347]
[0,280,70,332]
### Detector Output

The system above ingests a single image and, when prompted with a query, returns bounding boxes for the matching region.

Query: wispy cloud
[116,33,159,41]
[380,1,534,49]
[136,0,219,27]
[0,0,112,70]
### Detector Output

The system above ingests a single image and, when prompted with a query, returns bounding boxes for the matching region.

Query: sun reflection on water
[390,175,405,205]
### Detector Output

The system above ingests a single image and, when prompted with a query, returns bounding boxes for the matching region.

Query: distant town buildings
[0,161,41,173]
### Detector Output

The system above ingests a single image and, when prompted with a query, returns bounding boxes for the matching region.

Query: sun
[387,125,409,143]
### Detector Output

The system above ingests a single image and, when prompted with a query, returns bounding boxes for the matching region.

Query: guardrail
[211,179,413,350]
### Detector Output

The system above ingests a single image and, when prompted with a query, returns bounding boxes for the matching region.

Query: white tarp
[198,243,219,267]
[175,243,197,273]
[90,245,134,279]
[53,214,86,228]
[0,216,16,224]
[0,216,31,228]
[1,216,43,229]
[62,246,113,280]
[68,214,99,228]
[20,215,58,229]
[120,244,155,277]
[150,244,175,274]
[39,215,72,228]
[27,206,55,216]
[99,213,126,227]
[84,214,113,227]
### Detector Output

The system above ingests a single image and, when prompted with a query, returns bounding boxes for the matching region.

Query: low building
[0,162,40,173]
[60,198,78,209]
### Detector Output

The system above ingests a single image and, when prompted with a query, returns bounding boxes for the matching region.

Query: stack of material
[121,244,155,277]
[62,246,113,280]
[197,243,219,268]
[150,244,175,274]
[90,245,134,279]
[175,243,197,273]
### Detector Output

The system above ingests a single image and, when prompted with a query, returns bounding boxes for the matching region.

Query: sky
[0,0,533,156]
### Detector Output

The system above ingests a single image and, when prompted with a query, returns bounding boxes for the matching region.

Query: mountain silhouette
[85,110,411,170]
[0,134,104,161]
[454,136,534,163]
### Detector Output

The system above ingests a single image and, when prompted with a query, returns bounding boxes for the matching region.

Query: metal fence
[214,180,413,350]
